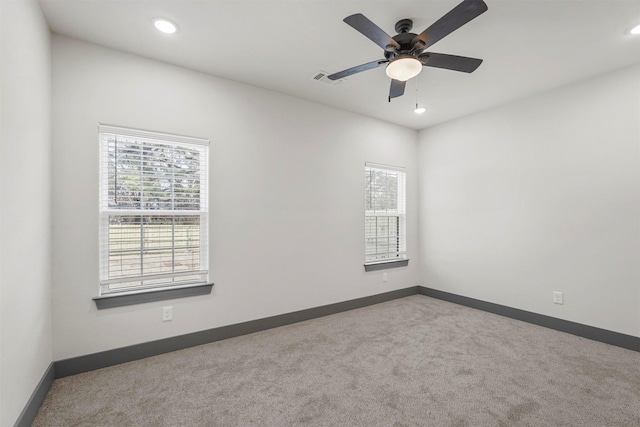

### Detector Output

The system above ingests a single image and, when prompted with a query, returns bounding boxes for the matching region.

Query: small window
[365,163,406,265]
[98,125,209,295]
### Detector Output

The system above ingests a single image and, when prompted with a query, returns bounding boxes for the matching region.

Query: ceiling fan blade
[413,0,488,50]
[389,79,406,101]
[344,14,401,50]
[328,59,387,80]
[419,52,483,73]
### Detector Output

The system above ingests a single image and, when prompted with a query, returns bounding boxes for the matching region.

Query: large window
[99,125,209,295]
[365,163,406,264]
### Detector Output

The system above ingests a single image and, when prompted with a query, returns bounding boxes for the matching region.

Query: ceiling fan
[328,0,488,101]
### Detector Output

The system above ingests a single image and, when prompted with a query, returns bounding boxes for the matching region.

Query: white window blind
[365,162,406,263]
[98,124,209,295]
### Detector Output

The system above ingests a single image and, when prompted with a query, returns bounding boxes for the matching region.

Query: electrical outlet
[162,306,173,321]
[553,292,563,305]
[383,272,388,282]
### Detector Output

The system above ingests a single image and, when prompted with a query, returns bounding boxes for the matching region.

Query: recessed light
[153,18,177,34]
[414,105,426,114]
[629,23,640,35]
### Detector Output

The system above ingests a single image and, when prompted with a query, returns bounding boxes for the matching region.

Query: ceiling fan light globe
[386,57,422,82]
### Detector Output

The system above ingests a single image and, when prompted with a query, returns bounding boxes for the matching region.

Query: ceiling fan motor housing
[385,30,420,60]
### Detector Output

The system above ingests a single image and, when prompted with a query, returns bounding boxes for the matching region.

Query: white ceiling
[39,0,640,130]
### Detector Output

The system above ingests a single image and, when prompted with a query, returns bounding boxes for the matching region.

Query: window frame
[97,124,211,304]
[364,162,408,271]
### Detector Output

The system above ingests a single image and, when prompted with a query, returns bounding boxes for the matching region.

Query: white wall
[0,0,53,425]
[418,65,640,337]
[51,36,420,360]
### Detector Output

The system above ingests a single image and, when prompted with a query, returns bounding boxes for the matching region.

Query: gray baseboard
[419,287,640,352]
[17,285,639,426]
[55,285,640,378]
[14,362,55,427]
[56,286,420,378]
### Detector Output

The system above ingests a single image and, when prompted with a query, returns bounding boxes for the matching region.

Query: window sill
[93,283,214,310]
[364,259,409,272]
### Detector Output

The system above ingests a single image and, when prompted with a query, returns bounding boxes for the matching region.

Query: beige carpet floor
[34,295,640,426]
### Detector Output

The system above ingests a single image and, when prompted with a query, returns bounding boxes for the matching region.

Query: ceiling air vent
[312,71,342,86]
